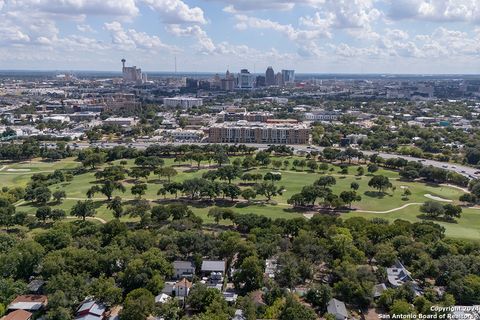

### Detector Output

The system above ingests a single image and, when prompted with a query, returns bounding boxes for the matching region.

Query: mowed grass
[4,156,477,239]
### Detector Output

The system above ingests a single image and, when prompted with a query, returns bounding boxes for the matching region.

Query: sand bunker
[6,169,31,172]
[424,194,452,202]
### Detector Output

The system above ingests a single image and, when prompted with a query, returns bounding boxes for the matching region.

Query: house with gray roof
[173,261,195,279]
[327,298,348,320]
[201,260,226,275]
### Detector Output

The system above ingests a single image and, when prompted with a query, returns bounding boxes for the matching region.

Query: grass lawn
[5,156,476,239]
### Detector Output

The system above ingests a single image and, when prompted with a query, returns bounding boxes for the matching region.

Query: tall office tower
[265,66,275,86]
[256,75,266,87]
[236,69,255,89]
[281,70,295,85]
[275,72,284,86]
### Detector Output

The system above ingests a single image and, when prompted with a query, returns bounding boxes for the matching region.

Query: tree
[305,284,332,313]
[443,204,462,221]
[255,151,270,166]
[368,175,392,193]
[52,190,66,204]
[307,160,318,172]
[350,182,359,190]
[91,276,122,306]
[367,163,379,173]
[242,156,257,170]
[50,209,66,221]
[120,288,155,320]
[420,201,444,218]
[315,176,336,189]
[264,172,282,183]
[0,197,15,228]
[217,165,241,184]
[34,186,51,205]
[459,193,477,204]
[254,182,283,201]
[36,206,51,223]
[233,255,264,294]
[357,166,365,176]
[107,196,123,219]
[155,166,177,182]
[390,300,415,317]
[187,284,224,313]
[70,200,96,221]
[222,184,241,201]
[92,180,126,201]
[339,191,361,208]
[81,152,106,169]
[279,296,316,320]
[131,184,148,199]
[241,188,256,202]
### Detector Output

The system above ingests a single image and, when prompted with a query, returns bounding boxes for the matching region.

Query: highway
[70,141,480,180]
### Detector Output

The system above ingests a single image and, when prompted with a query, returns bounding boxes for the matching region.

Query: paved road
[69,141,480,180]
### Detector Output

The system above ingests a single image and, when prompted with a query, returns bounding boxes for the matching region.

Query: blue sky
[0,0,480,73]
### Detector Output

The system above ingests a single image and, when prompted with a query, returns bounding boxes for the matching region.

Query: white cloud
[105,21,178,52]
[208,0,327,12]
[8,0,139,18]
[167,25,217,53]
[143,0,206,24]
[77,24,95,33]
[387,0,480,23]
[234,14,331,40]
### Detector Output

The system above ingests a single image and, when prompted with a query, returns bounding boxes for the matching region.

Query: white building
[163,97,203,109]
[236,69,255,90]
[168,129,204,142]
[304,111,341,121]
[103,117,137,127]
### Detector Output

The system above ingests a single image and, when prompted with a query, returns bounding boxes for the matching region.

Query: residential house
[8,295,48,312]
[387,261,423,296]
[175,278,192,298]
[327,298,348,320]
[265,259,278,279]
[26,280,45,294]
[75,300,106,320]
[155,293,171,304]
[373,283,387,299]
[201,260,226,277]
[173,261,195,279]
[1,310,33,320]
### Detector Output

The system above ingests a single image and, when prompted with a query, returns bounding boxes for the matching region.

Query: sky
[0,0,480,74]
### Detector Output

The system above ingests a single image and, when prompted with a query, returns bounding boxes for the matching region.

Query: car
[475,171,480,175]
[461,170,466,173]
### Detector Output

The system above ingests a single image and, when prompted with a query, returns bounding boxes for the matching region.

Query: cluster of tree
[3,182,480,319]
[288,176,361,209]
[24,170,71,205]
[420,201,463,221]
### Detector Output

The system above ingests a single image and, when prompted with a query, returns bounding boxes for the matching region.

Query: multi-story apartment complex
[163,97,203,109]
[208,121,310,144]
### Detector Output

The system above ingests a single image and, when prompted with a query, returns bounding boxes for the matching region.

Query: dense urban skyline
[0,0,480,74]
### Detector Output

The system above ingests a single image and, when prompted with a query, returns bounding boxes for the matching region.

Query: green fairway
[5,156,476,239]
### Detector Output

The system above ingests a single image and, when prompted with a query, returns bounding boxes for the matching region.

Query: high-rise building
[208,122,310,144]
[256,76,266,88]
[281,70,295,85]
[221,70,235,91]
[275,72,283,86]
[121,59,146,84]
[265,67,275,86]
[236,69,255,90]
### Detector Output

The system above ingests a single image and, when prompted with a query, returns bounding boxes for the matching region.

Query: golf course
[2,155,478,240]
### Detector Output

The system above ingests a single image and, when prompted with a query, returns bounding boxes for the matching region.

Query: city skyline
[0,1,480,74]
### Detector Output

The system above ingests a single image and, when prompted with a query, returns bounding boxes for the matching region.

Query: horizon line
[0,69,480,77]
